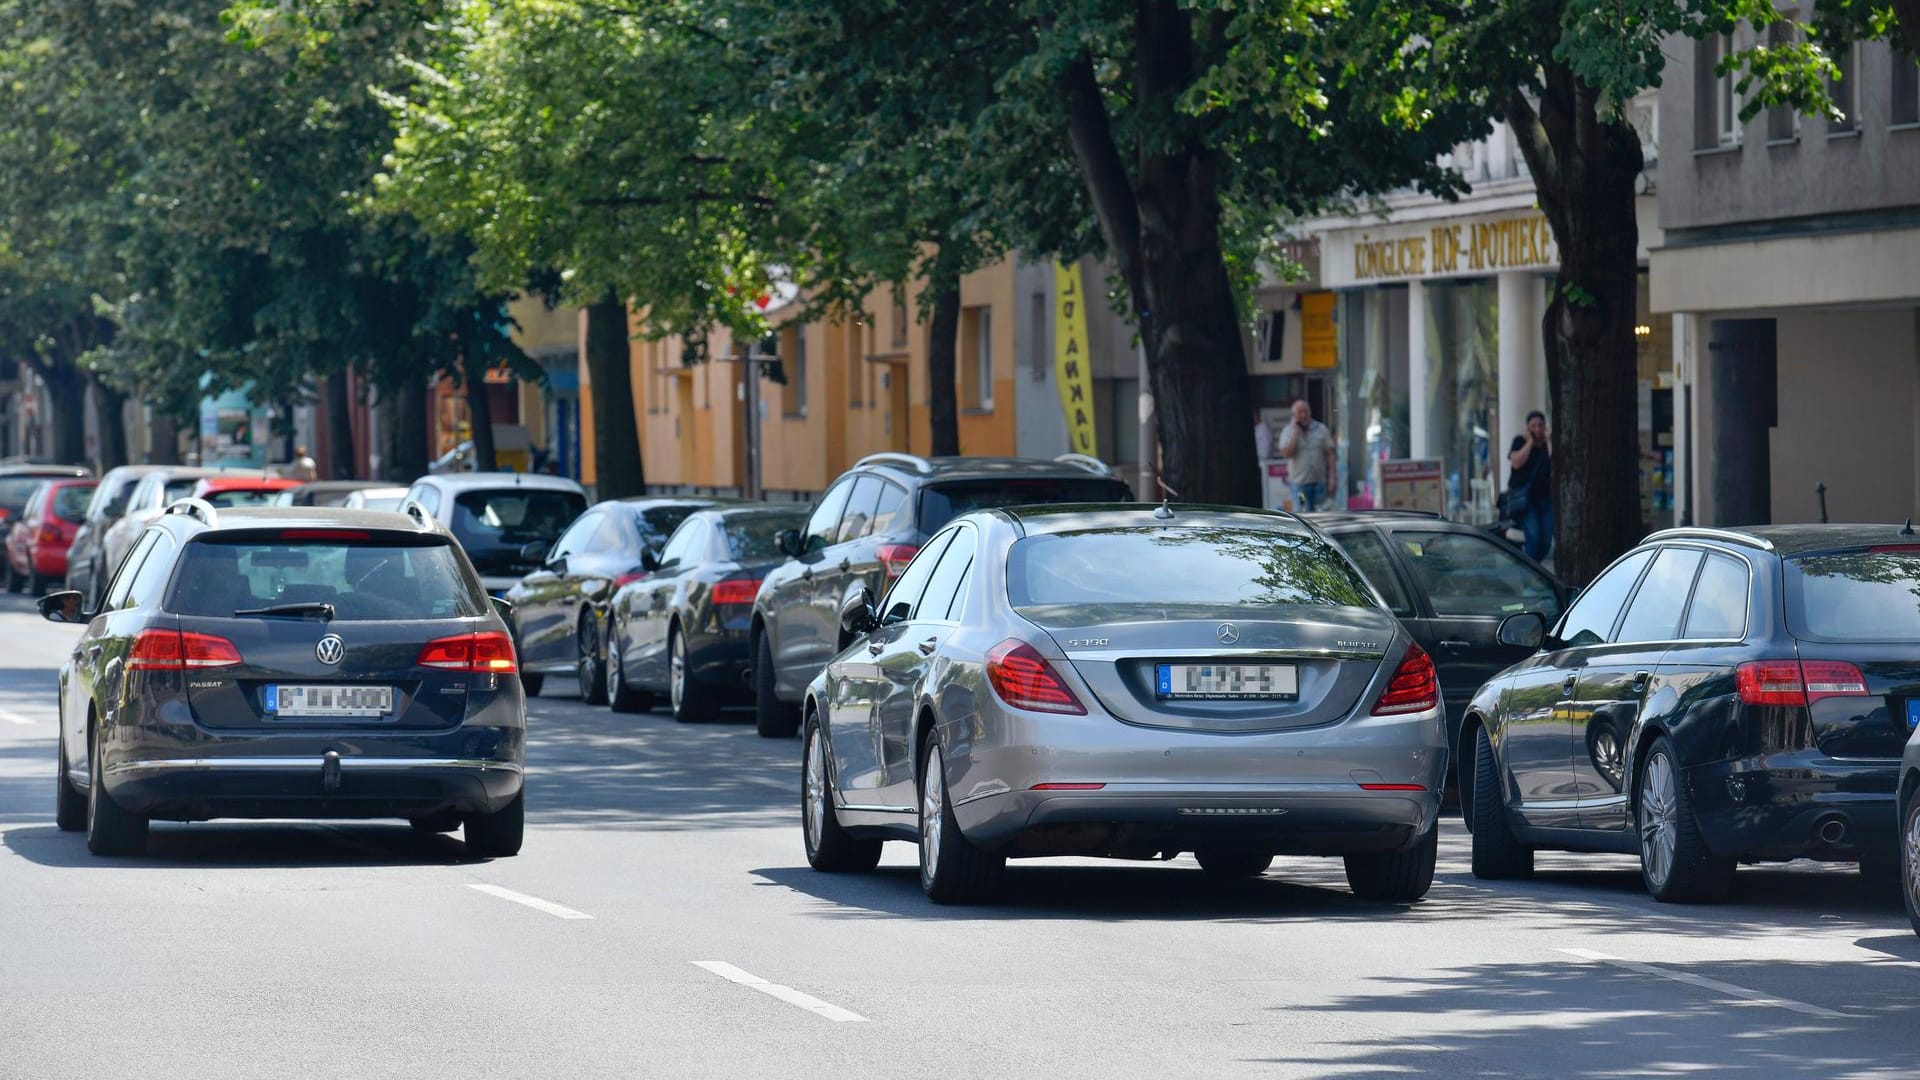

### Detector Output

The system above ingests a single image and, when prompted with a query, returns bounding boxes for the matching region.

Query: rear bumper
[31,546,68,576]
[103,755,523,821]
[688,628,751,688]
[1687,752,1898,862]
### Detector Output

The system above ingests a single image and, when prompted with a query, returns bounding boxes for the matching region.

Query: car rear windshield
[1007,527,1377,609]
[1785,548,1920,642]
[52,485,96,520]
[722,513,805,561]
[919,478,1131,533]
[633,505,700,549]
[0,477,47,509]
[205,488,285,508]
[166,535,485,620]
[451,489,587,552]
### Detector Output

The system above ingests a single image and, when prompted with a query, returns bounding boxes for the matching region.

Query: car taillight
[417,630,518,673]
[612,570,649,590]
[985,639,1086,714]
[128,629,242,671]
[875,543,919,585]
[38,525,61,545]
[1737,659,1869,706]
[1372,643,1439,715]
[710,577,760,606]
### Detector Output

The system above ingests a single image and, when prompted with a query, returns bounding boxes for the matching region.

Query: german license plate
[1906,699,1920,731]
[1156,663,1298,700]
[266,684,393,718]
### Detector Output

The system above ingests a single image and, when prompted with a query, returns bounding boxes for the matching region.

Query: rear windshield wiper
[234,602,335,620]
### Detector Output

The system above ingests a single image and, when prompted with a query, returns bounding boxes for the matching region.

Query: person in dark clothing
[1507,410,1552,562]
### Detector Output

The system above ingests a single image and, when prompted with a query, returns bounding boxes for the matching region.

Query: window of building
[781,324,807,417]
[891,297,909,348]
[960,306,993,411]
[1893,49,1920,127]
[1765,21,1799,142]
[1695,33,1743,148]
[846,321,866,404]
[1829,41,1858,134]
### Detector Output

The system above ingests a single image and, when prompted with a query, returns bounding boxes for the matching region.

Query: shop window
[1829,42,1858,134]
[960,306,993,411]
[781,324,807,418]
[1421,280,1499,524]
[1765,21,1798,142]
[1695,33,1743,148]
[1893,49,1920,126]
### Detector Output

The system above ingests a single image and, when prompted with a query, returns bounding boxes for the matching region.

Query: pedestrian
[1506,410,1552,561]
[1252,405,1274,461]
[1277,399,1336,512]
[289,444,318,481]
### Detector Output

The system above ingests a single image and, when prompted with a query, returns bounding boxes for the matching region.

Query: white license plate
[1156,663,1298,699]
[266,684,394,718]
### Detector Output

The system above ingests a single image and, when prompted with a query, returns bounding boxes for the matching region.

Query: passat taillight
[1371,643,1439,716]
[985,639,1086,715]
[875,544,919,585]
[128,629,242,672]
[710,577,761,606]
[417,630,518,674]
[1736,659,1868,706]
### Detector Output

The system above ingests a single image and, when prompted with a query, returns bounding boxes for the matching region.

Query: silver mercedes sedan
[798,503,1448,904]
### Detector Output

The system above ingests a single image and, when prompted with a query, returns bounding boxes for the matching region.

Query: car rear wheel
[1637,737,1734,903]
[1901,796,1920,938]
[4,561,21,593]
[669,624,718,724]
[606,630,653,714]
[1193,850,1273,877]
[753,630,799,738]
[86,727,147,856]
[802,714,882,873]
[55,731,84,832]
[577,614,609,706]
[521,674,545,698]
[26,570,45,595]
[1345,823,1438,902]
[1469,725,1534,880]
[918,742,1004,904]
[465,789,525,857]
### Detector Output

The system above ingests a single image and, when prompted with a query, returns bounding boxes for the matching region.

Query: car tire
[1860,859,1900,895]
[918,741,1004,904]
[86,726,147,856]
[1469,725,1534,880]
[27,570,45,596]
[606,630,653,714]
[1637,736,1734,903]
[55,730,85,832]
[753,630,799,739]
[669,624,718,724]
[4,562,21,594]
[1345,822,1439,902]
[1900,795,1920,938]
[521,673,545,698]
[465,788,525,857]
[802,714,882,873]
[577,614,609,706]
[1194,850,1273,877]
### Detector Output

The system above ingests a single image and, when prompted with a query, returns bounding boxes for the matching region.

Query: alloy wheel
[670,631,687,714]
[804,726,827,853]
[920,745,945,882]
[605,631,623,700]
[1640,751,1678,890]
[1905,800,1920,916]
[577,617,599,687]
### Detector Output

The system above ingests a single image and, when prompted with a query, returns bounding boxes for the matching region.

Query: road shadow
[1,820,491,869]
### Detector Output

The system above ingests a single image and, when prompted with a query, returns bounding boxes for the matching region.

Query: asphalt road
[2,592,1917,1079]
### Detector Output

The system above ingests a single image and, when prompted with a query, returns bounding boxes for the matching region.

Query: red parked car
[189,475,304,508]
[5,477,98,595]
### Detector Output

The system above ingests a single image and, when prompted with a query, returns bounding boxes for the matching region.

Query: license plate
[1907,699,1920,732]
[266,684,394,718]
[1156,663,1298,700]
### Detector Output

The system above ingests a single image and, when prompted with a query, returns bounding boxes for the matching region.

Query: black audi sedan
[1464,524,1919,902]
[605,503,808,722]
[41,500,526,857]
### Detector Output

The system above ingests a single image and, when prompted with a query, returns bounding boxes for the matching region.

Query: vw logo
[315,634,346,666]
[1216,623,1240,645]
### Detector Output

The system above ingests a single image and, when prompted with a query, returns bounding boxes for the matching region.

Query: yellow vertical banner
[1053,262,1099,457]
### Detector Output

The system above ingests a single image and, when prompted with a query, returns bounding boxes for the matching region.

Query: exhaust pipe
[1815,815,1847,846]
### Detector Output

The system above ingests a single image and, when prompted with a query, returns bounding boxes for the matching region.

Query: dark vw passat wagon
[1466,525,1920,902]
[43,500,526,857]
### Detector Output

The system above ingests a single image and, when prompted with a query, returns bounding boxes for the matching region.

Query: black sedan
[1310,511,1567,792]
[605,504,807,722]
[506,496,716,700]
[1465,524,1919,902]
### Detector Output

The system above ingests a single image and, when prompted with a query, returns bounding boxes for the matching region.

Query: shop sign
[1328,211,1559,287]
[1052,262,1099,457]
[1300,292,1336,369]
[1377,458,1445,515]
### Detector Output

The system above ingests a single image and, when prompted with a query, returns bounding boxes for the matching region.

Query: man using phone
[1506,409,1552,561]
[1277,399,1336,512]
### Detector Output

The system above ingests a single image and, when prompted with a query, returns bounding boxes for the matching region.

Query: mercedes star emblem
[315,634,346,666]
[1216,623,1240,645]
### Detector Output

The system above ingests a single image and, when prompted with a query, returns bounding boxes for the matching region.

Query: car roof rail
[162,497,218,528]
[853,452,934,475]
[1644,526,1774,552]
[1052,453,1111,477]
[402,499,436,531]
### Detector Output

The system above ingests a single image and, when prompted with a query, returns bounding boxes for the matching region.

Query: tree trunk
[1504,66,1645,586]
[91,376,129,471]
[380,377,430,484]
[1059,10,1260,507]
[926,282,961,456]
[38,360,87,465]
[149,409,180,465]
[325,369,356,479]
[459,320,498,472]
[584,294,644,499]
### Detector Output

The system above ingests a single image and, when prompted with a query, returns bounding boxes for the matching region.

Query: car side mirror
[39,590,86,624]
[490,596,515,621]
[839,587,878,639]
[1497,611,1549,650]
[775,529,801,558]
[640,548,661,572]
[519,539,548,563]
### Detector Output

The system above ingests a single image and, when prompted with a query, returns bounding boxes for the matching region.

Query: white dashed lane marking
[465,883,594,920]
[691,960,870,1022]
[1558,947,1847,1018]
[0,709,36,726]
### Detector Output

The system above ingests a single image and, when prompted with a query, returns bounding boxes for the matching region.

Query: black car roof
[701,503,807,520]
[1001,502,1313,537]
[851,454,1128,485]
[1651,523,1920,557]
[1304,510,1450,529]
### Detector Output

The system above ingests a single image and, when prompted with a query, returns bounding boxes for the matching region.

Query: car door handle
[1438,639,1472,651]
[867,641,883,656]
[1631,670,1651,693]
[800,567,813,581]
[838,559,851,572]
[916,637,938,656]
[1561,674,1578,695]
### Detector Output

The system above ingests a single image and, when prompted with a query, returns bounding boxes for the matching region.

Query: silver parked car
[799,503,1448,904]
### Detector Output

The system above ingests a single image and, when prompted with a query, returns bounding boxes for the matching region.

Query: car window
[836,477,884,544]
[1333,530,1413,617]
[0,476,49,510]
[1616,547,1704,643]
[657,519,708,567]
[19,485,47,523]
[1682,553,1750,640]
[410,485,442,516]
[633,505,699,551]
[167,536,484,620]
[125,534,178,610]
[869,481,909,537]
[1784,548,1920,643]
[1007,528,1376,608]
[203,487,285,509]
[803,479,855,552]
[585,512,630,555]
[161,476,203,504]
[719,511,807,561]
[450,489,588,555]
[918,477,1131,533]
[106,532,160,610]
[917,526,977,623]
[552,510,603,559]
[1556,549,1654,647]
[1395,529,1561,620]
[95,474,136,520]
[880,528,956,624]
[54,484,95,522]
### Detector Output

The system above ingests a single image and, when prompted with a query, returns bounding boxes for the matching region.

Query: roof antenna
[1903,518,1915,537]
[1154,477,1179,520]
